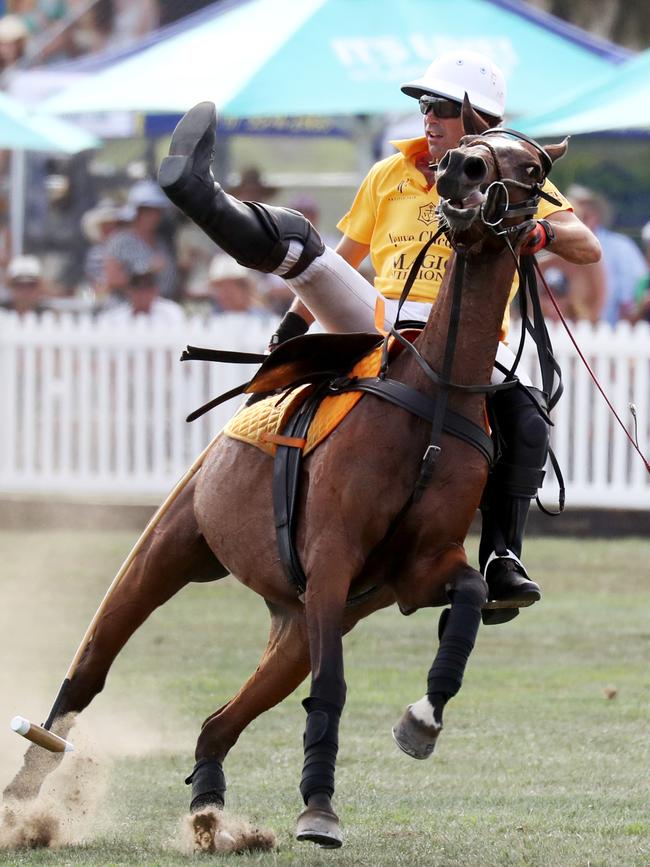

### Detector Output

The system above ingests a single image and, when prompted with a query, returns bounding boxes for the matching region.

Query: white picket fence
[0,312,648,508]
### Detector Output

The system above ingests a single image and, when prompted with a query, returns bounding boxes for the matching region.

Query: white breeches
[276,242,532,387]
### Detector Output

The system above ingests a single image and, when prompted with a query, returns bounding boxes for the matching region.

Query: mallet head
[10,716,74,753]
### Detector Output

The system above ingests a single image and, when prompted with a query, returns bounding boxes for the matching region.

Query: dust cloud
[0,728,108,850]
[179,806,277,854]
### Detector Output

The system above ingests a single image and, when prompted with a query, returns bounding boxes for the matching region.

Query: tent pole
[10,149,25,257]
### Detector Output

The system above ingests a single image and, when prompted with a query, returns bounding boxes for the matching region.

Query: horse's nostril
[464,156,487,183]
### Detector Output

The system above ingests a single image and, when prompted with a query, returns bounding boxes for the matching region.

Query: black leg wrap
[437,607,450,641]
[185,758,226,812]
[427,591,481,701]
[299,697,342,805]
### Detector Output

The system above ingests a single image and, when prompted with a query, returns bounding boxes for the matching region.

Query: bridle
[458,128,563,237]
[385,126,568,505]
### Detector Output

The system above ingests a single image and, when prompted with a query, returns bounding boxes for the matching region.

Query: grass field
[1,530,649,866]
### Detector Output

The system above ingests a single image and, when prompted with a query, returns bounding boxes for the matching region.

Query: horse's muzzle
[436,148,488,201]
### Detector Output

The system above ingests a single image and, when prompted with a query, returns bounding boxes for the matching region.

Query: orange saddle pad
[224,343,386,457]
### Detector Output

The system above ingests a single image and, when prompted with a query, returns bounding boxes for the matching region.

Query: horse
[4,103,567,849]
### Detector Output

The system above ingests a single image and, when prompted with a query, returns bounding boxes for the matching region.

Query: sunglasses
[418,96,462,119]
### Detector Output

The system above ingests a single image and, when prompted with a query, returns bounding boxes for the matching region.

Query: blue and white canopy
[0,88,98,152]
[518,48,650,137]
[41,0,627,119]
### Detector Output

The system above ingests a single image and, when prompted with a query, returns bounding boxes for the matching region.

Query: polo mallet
[10,433,221,753]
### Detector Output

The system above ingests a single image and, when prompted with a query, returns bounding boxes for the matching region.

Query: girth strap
[272,384,327,594]
[331,376,494,466]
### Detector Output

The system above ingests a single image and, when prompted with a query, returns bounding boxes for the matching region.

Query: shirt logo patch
[397,179,409,194]
[418,202,438,226]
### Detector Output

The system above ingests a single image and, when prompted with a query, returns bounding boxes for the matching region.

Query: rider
[158,51,601,622]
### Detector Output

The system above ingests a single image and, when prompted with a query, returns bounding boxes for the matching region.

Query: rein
[533,258,650,475]
[386,135,572,511]
[388,241,515,502]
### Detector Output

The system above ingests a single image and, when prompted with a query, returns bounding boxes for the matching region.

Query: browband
[482,127,555,175]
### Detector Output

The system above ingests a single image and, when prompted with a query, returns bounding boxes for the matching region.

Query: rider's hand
[267,311,310,352]
[520,219,555,255]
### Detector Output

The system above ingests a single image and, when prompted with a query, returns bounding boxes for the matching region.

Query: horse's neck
[415,247,517,399]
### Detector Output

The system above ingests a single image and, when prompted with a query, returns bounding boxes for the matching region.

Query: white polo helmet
[401,50,506,119]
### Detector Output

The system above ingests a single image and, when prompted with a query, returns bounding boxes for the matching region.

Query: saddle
[183,329,494,599]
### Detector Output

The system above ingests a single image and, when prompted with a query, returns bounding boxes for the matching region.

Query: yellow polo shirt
[337,136,571,335]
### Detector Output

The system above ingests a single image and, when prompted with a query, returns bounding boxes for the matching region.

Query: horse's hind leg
[393,561,487,760]
[187,603,310,812]
[5,477,225,801]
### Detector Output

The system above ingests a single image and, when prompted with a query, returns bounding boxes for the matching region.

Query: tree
[525,1,650,50]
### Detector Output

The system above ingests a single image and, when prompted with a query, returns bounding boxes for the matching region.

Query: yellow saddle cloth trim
[224,344,385,457]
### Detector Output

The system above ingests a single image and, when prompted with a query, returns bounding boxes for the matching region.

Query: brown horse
[4,105,567,849]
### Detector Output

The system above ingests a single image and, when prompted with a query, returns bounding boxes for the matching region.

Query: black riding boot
[158,101,324,276]
[480,386,549,624]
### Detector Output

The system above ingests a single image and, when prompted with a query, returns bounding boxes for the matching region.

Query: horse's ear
[544,137,569,164]
[461,93,491,135]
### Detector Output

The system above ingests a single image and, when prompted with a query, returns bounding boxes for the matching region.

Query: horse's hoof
[392,705,442,760]
[296,806,343,848]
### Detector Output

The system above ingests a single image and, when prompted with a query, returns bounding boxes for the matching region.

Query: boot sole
[482,608,520,626]
[158,102,216,193]
[483,592,540,610]
[169,101,216,157]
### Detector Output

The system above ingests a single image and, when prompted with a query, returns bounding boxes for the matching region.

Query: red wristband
[522,220,550,255]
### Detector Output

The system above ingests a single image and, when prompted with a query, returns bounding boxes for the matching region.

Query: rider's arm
[335,234,371,269]
[537,210,602,265]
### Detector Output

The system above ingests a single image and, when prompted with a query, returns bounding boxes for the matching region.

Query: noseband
[462,128,562,236]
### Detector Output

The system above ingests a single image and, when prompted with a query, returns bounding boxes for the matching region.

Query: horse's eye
[526,166,540,178]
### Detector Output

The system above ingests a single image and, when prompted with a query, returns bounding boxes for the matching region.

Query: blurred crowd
[537,185,650,326]
[0,0,215,71]
[2,171,650,328]
[0,1,648,328]
[0,172,326,323]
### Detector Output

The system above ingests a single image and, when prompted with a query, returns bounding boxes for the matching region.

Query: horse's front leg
[295,574,351,849]
[393,563,487,759]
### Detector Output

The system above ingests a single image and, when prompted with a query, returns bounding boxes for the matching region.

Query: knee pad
[490,387,550,498]
[247,202,325,276]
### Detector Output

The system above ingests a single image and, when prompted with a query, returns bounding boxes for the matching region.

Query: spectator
[206,254,267,316]
[1,254,48,314]
[288,193,321,229]
[7,0,66,35]
[228,167,277,203]
[175,213,218,301]
[0,14,29,72]
[98,261,184,327]
[107,0,159,51]
[537,249,606,324]
[568,184,648,324]
[81,197,125,298]
[64,0,114,59]
[633,221,650,324]
[104,179,177,300]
